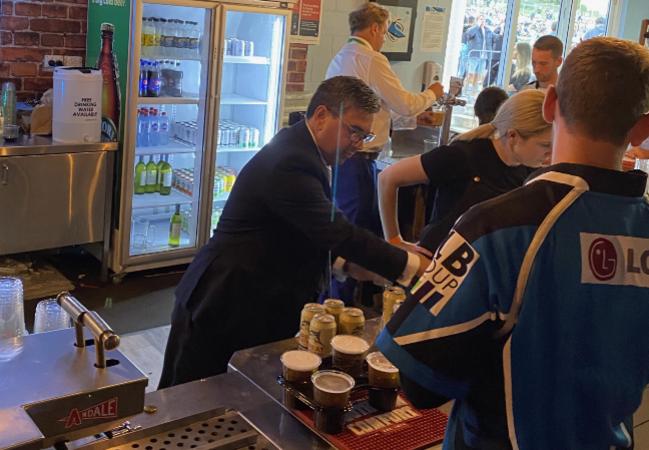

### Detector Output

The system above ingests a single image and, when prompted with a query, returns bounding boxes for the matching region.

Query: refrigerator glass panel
[211,9,286,232]
[129,3,211,257]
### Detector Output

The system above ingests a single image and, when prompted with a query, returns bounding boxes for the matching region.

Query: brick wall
[0,0,87,101]
[286,42,308,92]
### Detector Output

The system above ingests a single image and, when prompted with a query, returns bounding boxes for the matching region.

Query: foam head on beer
[311,370,356,408]
[280,350,322,383]
[331,335,370,355]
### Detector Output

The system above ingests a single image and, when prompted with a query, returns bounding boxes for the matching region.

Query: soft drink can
[323,298,345,328]
[339,307,365,336]
[298,303,325,350]
[231,38,243,56]
[250,127,260,147]
[242,40,254,57]
[308,313,337,357]
[240,127,251,148]
[382,286,406,325]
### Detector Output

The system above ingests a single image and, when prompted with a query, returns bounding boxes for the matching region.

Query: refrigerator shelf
[133,188,193,209]
[223,55,270,65]
[217,145,261,153]
[221,94,267,105]
[136,140,197,155]
[130,233,192,257]
[138,96,200,105]
[143,52,202,62]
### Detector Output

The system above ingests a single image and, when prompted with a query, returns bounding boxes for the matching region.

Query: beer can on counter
[323,298,345,328]
[308,313,337,357]
[382,286,406,325]
[339,307,365,336]
[298,303,324,350]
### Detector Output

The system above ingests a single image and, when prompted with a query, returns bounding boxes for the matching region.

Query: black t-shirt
[418,138,534,251]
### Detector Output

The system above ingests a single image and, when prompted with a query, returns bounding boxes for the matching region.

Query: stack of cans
[223,38,254,57]
[173,168,194,196]
[173,121,199,145]
[217,120,260,148]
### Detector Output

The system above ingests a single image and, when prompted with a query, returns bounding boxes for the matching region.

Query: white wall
[305,0,452,93]
[620,0,649,41]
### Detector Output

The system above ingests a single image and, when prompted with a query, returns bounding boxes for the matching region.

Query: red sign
[290,0,322,44]
[58,398,119,429]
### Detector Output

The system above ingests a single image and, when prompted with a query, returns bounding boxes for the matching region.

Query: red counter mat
[293,391,448,450]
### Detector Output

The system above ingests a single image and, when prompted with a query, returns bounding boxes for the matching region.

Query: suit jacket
[159,120,407,388]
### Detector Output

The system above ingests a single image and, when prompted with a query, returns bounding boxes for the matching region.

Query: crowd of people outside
[457,1,608,97]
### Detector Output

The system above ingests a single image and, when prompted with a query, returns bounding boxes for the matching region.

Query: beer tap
[436,77,467,146]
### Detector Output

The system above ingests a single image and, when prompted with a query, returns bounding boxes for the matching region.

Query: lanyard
[347,36,372,49]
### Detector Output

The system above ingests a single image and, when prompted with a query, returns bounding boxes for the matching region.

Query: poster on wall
[379,0,418,61]
[86,0,131,142]
[290,0,322,45]
[420,5,447,53]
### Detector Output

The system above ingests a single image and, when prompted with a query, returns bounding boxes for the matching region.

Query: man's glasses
[340,119,376,144]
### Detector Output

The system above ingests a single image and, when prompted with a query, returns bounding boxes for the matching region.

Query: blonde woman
[378,89,552,255]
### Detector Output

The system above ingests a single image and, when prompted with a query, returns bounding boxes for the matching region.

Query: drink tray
[276,358,448,450]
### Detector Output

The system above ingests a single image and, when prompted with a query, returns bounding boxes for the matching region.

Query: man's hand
[416,110,445,128]
[626,146,649,160]
[389,237,433,258]
[427,81,445,99]
[345,262,389,287]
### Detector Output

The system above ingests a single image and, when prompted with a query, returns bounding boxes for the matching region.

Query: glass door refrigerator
[104,1,289,277]
[210,6,288,231]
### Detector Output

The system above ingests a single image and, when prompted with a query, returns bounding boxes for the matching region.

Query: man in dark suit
[159,76,428,388]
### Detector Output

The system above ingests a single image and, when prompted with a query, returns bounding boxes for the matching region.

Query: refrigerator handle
[0,163,8,185]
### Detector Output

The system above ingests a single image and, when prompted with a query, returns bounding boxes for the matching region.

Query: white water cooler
[52,67,102,143]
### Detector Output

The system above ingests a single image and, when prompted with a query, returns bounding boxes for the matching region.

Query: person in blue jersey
[377,37,649,450]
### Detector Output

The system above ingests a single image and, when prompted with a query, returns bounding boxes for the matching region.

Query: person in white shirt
[522,35,563,91]
[323,2,444,305]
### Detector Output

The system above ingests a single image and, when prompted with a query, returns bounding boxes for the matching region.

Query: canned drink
[324,298,345,328]
[244,40,254,57]
[308,313,337,356]
[382,286,406,325]
[250,127,260,147]
[240,126,251,148]
[217,127,222,146]
[224,169,236,192]
[231,38,244,56]
[298,303,325,350]
[339,307,365,336]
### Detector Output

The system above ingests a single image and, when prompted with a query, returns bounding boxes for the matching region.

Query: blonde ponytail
[455,89,549,142]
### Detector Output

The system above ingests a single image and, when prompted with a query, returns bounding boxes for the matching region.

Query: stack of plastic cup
[0,277,26,361]
[33,298,72,334]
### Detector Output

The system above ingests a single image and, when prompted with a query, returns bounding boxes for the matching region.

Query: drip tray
[75,410,277,450]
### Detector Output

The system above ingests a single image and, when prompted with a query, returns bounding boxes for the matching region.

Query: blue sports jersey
[377,163,649,449]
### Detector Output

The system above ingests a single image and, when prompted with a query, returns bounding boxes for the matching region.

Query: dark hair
[556,37,649,145]
[534,35,564,58]
[306,76,381,118]
[474,86,509,125]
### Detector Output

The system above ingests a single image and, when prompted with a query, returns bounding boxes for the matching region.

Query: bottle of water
[138,109,150,147]
[159,111,170,145]
[149,108,160,146]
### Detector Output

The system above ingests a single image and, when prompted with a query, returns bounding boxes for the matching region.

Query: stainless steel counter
[65,373,332,450]
[0,135,118,157]
[0,135,117,278]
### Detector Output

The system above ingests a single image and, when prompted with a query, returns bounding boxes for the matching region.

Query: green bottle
[159,155,173,196]
[134,155,146,194]
[156,154,165,193]
[168,204,182,247]
[145,155,158,193]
